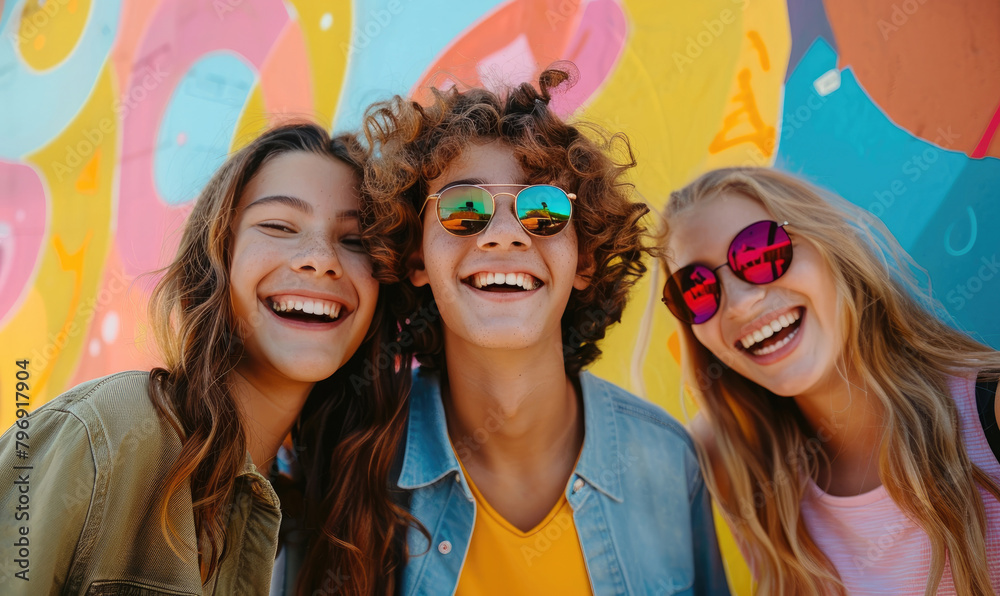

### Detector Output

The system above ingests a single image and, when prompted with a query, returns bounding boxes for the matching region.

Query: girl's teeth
[516,273,525,286]
[486,273,495,285]
[769,320,783,333]
[752,330,765,343]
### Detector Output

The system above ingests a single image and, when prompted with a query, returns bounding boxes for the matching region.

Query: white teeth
[751,327,800,356]
[738,310,802,351]
[269,297,342,320]
[469,272,540,291]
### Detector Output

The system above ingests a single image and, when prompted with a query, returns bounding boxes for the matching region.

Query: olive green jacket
[0,371,281,595]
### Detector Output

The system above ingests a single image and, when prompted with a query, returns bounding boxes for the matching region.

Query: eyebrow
[245,195,313,214]
[435,177,529,193]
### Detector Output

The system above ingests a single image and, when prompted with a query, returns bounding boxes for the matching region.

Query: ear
[573,255,595,291]
[408,247,430,287]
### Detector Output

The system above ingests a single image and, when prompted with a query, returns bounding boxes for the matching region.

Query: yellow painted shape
[0,288,48,431]
[17,0,92,72]
[286,0,351,127]
[0,64,118,422]
[231,84,270,152]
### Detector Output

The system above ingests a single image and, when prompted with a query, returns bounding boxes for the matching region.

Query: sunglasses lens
[437,186,494,236]
[728,221,793,284]
[664,265,720,324]
[516,185,572,236]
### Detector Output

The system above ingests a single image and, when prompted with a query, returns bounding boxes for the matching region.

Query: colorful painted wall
[1,0,998,591]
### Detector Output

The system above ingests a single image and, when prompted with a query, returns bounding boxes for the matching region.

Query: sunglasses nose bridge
[476,194,531,248]
[717,267,767,318]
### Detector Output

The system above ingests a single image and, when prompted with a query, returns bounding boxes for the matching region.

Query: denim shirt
[397,370,731,595]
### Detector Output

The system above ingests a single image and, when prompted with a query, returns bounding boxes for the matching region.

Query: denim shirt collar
[397,369,624,502]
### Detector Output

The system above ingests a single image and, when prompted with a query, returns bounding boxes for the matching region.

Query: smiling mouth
[463,272,543,293]
[736,307,805,356]
[266,297,343,324]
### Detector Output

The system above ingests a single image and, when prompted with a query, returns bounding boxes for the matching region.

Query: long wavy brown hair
[660,167,1000,595]
[147,122,415,593]
[359,67,653,375]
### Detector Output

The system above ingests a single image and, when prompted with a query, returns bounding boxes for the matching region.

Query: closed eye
[341,235,365,252]
[259,222,296,234]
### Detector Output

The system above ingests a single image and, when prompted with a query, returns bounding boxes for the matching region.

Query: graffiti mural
[1,0,997,591]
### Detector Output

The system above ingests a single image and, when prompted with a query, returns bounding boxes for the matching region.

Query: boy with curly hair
[360,69,730,595]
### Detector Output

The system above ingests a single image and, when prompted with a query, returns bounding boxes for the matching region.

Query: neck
[231,366,313,472]
[793,363,884,495]
[441,335,584,478]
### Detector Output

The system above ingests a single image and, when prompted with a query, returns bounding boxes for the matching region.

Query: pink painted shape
[117,0,288,276]
[0,161,48,325]
[549,0,628,118]
[259,20,314,122]
[971,100,1000,159]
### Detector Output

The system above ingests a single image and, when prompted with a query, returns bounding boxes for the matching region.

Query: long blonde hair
[660,167,1000,595]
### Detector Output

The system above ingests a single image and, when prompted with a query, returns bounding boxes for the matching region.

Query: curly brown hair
[359,68,653,375]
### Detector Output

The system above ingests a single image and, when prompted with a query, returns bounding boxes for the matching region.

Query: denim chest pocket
[85,580,198,596]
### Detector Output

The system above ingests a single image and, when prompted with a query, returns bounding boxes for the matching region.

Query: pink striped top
[799,372,1000,595]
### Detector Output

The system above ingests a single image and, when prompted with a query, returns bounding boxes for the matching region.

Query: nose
[291,232,343,278]
[476,194,531,250]
[718,267,765,319]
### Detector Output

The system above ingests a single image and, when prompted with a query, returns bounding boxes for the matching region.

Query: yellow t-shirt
[454,459,593,595]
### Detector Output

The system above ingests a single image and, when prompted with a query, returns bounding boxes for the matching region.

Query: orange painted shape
[747,31,769,71]
[35,231,91,399]
[259,20,314,122]
[668,331,681,365]
[413,0,584,102]
[708,69,776,156]
[75,147,100,194]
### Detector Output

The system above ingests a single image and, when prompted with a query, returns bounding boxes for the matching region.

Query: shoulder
[18,371,180,468]
[584,372,695,453]
[581,372,698,473]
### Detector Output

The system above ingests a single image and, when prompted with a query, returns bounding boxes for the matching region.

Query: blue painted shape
[777,38,1000,347]
[153,51,255,205]
[0,0,122,158]
[333,0,506,132]
[909,159,1000,348]
[776,38,968,252]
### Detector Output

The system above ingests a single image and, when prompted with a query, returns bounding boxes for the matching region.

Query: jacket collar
[396,369,624,502]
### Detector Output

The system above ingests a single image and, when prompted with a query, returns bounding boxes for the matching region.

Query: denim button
[438,540,452,555]
[572,478,585,493]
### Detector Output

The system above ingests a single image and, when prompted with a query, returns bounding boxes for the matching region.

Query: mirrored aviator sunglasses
[662,220,793,324]
[421,184,575,237]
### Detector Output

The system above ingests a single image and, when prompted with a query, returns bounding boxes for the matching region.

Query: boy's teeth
[470,272,539,291]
